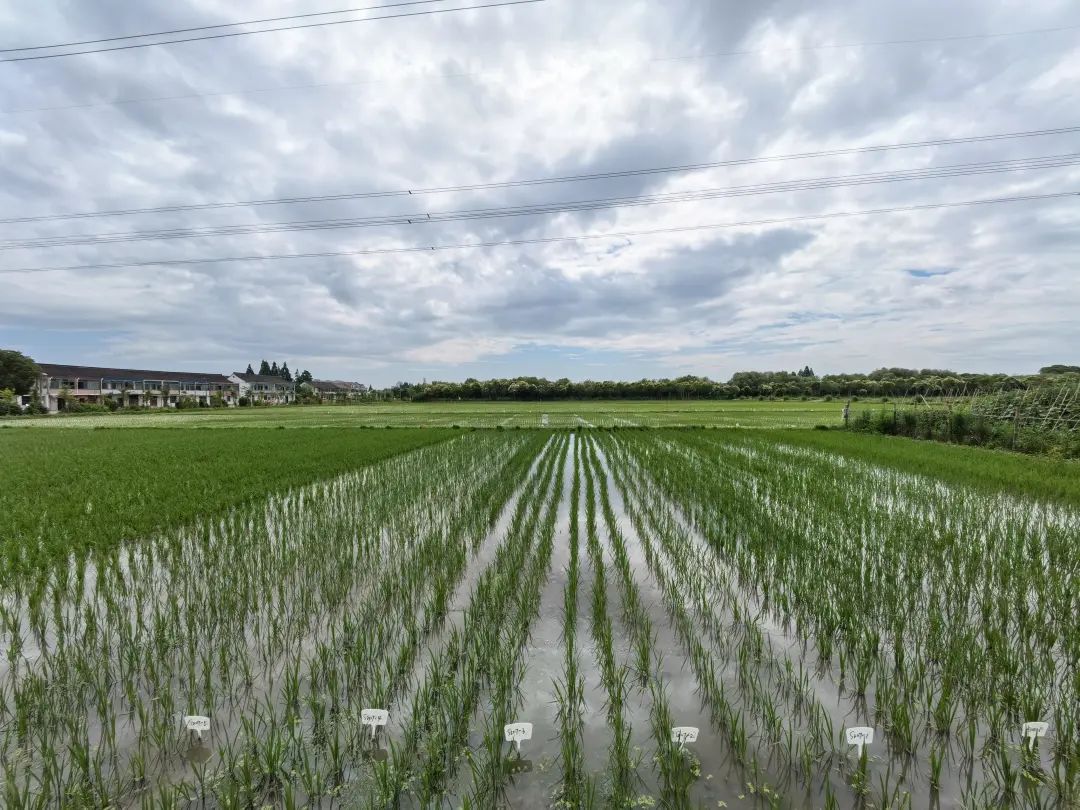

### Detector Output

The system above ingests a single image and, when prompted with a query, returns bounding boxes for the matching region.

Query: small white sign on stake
[361,708,389,739]
[1022,721,1049,751]
[504,722,533,753]
[671,726,699,748]
[845,726,874,758]
[183,715,211,740]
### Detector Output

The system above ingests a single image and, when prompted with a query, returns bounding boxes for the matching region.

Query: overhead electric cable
[4,20,1077,109]
[0,1,456,53]
[654,22,1080,63]
[4,190,1074,274]
[3,124,1077,225]
[0,0,546,63]
[2,153,1076,251]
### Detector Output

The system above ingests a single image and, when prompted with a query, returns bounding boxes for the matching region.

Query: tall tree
[259,360,271,375]
[281,362,292,382]
[270,361,279,376]
[297,369,313,384]
[0,349,40,394]
[245,363,254,375]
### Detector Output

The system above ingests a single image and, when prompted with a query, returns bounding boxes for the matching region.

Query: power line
[5,191,1074,274]
[3,124,1078,225]
[653,22,1080,63]
[0,69,479,116]
[8,24,1080,115]
[0,1,455,53]
[0,0,546,63]
[4,21,1078,112]
[3,153,1077,251]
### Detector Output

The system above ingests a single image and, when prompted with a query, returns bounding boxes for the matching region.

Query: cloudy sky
[0,0,1077,385]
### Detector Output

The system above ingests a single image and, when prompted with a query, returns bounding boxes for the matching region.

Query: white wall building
[229,373,296,404]
[35,364,239,412]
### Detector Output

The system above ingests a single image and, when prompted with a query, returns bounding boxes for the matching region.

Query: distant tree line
[384,366,1078,402]
[2,348,1077,411]
[245,360,312,384]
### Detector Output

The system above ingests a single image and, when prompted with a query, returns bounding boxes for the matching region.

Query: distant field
[0,427,452,575]
[1,398,879,428]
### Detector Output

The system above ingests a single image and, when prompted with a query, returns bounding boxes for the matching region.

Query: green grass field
[0,427,452,576]
[1,397,872,428]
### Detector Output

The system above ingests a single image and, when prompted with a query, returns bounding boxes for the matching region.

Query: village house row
[30,364,367,411]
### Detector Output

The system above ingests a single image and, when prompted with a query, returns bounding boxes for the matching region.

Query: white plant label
[1022,721,1049,750]
[504,722,533,752]
[671,726,699,746]
[362,708,389,739]
[845,726,874,758]
[183,715,211,739]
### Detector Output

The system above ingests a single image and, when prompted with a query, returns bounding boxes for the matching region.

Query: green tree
[270,361,279,376]
[0,349,41,394]
[245,363,254,375]
[296,369,313,384]
[259,360,271,375]
[281,362,292,382]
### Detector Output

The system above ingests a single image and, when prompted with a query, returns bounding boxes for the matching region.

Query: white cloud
[0,0,1077,383]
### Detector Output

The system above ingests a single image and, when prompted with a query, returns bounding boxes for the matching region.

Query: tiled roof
[233,373,295,385]
[40,364,234,385]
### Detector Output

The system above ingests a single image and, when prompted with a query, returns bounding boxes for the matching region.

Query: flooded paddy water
[0,430,1076,808]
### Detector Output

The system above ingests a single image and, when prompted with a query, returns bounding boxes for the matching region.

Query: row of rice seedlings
[713,434,1074,804]
[358,434,568,807]
[582,435,703,808]
[180,431,547,806]
[580,435,640,806]
[620,432,933,803]
[600,431,854,806]
[199,440,531,807]
[465,436,569,807]
[335,436,558,807]
[552,435,594,808]
[210,433,556,807]
[304,431,549,715]
[617,429,1077,806]
[590,435,770,803]
[0,432,540,806]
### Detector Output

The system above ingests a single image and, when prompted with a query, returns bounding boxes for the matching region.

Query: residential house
[229,372,295,404]
[311,380,367,402]
[36,364,239,411]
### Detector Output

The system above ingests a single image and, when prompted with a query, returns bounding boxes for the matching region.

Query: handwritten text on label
[845,726,874,757]
[1023,721,1049,750]
[504,722,533,743]
[183,716,211,732]
[671,726,699,744]
[361,709,389,727]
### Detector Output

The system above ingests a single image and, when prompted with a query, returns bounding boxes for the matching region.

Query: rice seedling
[0,420,1073,808]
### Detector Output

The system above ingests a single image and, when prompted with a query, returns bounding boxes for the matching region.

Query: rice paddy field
[0,422,1077,809]
[1,399,867,429]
